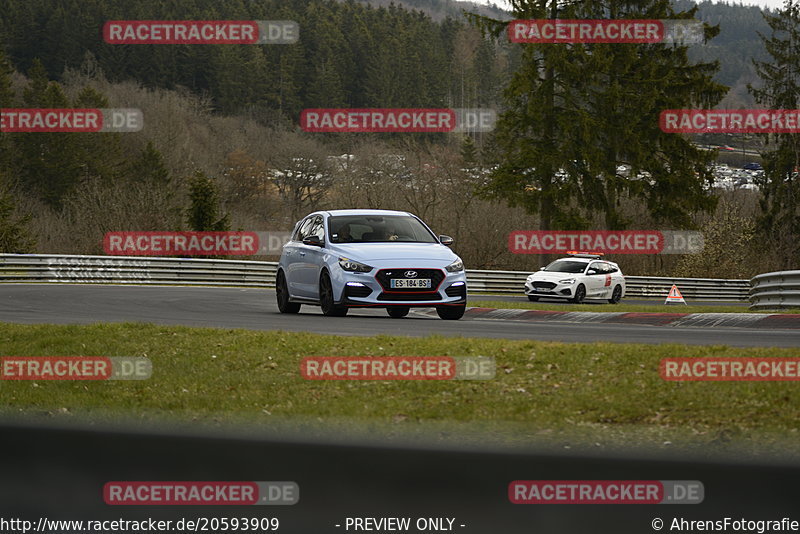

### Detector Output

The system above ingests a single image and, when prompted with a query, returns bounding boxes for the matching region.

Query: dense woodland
[0,0,795,277]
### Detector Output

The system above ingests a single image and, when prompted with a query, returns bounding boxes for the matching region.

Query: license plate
[535,287,547,291]
[391,278,431,289]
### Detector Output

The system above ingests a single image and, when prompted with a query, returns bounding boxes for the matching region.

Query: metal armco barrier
[750,270,800,310]
[2,422,800,534]
[465,269,750,301]
[0,254,750,300]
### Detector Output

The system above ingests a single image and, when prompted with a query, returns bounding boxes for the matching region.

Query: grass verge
[1,322,799,458]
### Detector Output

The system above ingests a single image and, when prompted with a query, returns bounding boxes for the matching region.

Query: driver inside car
[336,223,355,243]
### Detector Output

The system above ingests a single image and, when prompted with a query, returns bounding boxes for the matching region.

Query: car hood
[528,271,582,281]
[328,243,457,263]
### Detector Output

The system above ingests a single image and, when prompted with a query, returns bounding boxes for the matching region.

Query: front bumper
[524,279,576,299]
[332,266,467,307]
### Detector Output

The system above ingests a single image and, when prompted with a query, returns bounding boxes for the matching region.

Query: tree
[186,171,230,232]
[0,47,16,172]
[750,0,800,268]
[471,0,725,232]
[268,133,334,222]
[15,60,84,208]
[0,174,36,253]
[127,141,171,184]
[579,0,726,229]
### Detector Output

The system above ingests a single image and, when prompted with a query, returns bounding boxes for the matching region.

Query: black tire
[276,271,300,314]
[387,306,410,318]
[608,285,623,304]
[570,284,586,304]
[527,295,539,302]
[319,272,348,317]
[436,304,465,320]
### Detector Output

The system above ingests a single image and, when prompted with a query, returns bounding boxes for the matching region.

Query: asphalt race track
[1,284,797,348]
[482,294,749,307]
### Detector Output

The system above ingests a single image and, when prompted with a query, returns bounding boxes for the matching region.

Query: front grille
[533,281,557,289]
[375,268,445,292]
[344,285,372,298]
[445,284,466,298]
[377,293,442,301]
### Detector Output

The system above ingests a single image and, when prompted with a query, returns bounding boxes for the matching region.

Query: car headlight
[445,258,464,273]
[338,257,372,273]
[559,278,576,285]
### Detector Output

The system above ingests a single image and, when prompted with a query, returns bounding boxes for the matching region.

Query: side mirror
[439,235,454,246]
[302,235,324,247]
[539,267,546,271]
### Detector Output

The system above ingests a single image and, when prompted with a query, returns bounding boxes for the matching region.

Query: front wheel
[436,304,465,320]
[570,284,586,304]
[276,271,300,314]
[608,285,623,304]
[319,272,348,317]
[387,307,410,318]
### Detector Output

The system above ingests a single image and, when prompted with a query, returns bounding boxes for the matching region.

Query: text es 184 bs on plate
[390,279,432,289]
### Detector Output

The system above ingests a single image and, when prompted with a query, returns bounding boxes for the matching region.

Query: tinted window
[294,217,315,241]
[328,215,437,243]
[543,260,588,274]
[309,217,325,240]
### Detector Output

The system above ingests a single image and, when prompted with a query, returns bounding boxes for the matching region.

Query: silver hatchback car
[276,209,468,319]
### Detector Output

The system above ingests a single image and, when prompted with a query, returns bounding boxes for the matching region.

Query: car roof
[553,257,620,267]
[322,209,413,217]
[554,257,593,264]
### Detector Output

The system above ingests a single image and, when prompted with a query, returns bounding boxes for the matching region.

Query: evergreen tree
[15,61,84,207]
[0,173,36,253]
[186,171,230,232]
[128,141,171,184]
[750,0,800,267]
[473,0,725,231]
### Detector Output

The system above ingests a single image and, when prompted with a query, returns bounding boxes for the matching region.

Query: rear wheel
[319,272,348,317]
[527,295,539,302]
[276,271,300,314]
[436,304,465,320]
[608,285,623,304]
[570,284,586,304]
[387,307,410,318]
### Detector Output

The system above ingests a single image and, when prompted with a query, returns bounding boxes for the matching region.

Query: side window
[310,216,325,241]
[587,262,602,274]
[293,217,315,241]
[606,263,619,273]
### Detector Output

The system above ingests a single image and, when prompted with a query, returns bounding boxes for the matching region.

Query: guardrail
[0,254,751,300]
[749,270,800,310]
[465,268,750,301]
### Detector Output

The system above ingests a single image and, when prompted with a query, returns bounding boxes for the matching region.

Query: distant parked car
[743,162,763,171]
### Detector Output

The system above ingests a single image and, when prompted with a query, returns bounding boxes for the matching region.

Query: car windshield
[328,215,438,243]
[543,260,588,273]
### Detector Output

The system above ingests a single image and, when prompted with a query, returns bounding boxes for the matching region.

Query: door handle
[299,251,306,256]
